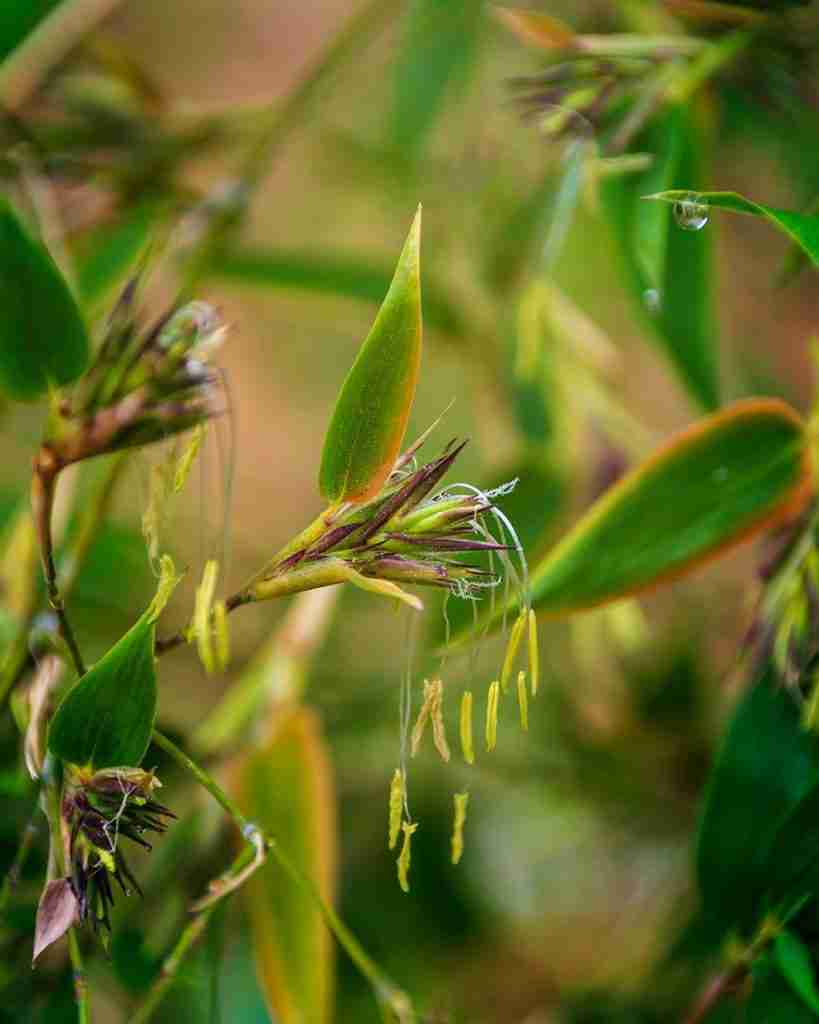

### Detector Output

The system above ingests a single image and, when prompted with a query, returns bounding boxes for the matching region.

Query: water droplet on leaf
[643,288,661,312]
[673,194,709,232]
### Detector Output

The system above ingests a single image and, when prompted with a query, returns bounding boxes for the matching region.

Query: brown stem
[683,966,745,1024]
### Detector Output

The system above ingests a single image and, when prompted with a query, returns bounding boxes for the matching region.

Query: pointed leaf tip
[33,879,79,963]
[319,209,423,504]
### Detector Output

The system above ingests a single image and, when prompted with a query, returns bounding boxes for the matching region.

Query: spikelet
[388,769,404,850]
[500,612,527,693]
[517,670,528,731]
[528,609,539,697]
[451,792,469,865]
[460,691,474,765]
[485,680,500,752]
[397,821,418,893]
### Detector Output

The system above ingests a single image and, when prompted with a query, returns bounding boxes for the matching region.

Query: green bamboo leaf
[0,199,89,401]
[48,560,179,769]
[0,1,61,62]
[607,107,716,408]
[209,246,462,337]
[319,207,423,504]
[239,707,336,1024]
[390,0,484,160]
[761,783,819,914]
[696,668,819,940]
[601,103,718,409]
[748,956,818,1024]
[775,931,819,1014]
[526,398,811,616]
[645,190,819,267]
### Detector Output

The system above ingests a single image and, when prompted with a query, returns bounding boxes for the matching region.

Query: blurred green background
[3,1,819,1021]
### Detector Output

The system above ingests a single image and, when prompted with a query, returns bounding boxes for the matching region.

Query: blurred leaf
[74,200,161,310]
[493,7,576,49]
[775,931,819,1013]
[762,783,819,914]
[0,1,61,63]
[239,707,336,1024]
[748,955,818,1024]
[646,191,819,267]
[211,245,462,337]
[390,0,484,160]
[696,668,819,939]
[523,398,810,617]
[48,561,179,768]
[0,199,89,401]
[601,103,718,410]
[319,207,422,503]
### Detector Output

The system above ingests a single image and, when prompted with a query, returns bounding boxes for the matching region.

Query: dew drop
[673,194,709,232]
[643,288,661,312]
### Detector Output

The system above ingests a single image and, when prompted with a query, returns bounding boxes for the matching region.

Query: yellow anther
[460,691,474,765]
[517,670,528,732]
[528,609,539,697]
[388,769,404,850]
[485,680,500,752]
[213,599,230,672]
[412,679,449,762]
[451,792,469,865]
[500,612,527,693]
[397,820,418,893]
[193,560,219,673]
[173,424,204,493]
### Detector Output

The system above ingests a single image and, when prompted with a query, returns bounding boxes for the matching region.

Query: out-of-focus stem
[0,0,128,109]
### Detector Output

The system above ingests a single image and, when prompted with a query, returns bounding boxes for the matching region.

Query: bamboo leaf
[601,103,719,409]
[75,201,161,310]
[645,190,819,267]
[319,208,423,503]
[390,0,484,160]
[525,398,811,616]
[209,246,462,337]
[0,199,89,401]
[48,559,180,769]
[775,931,819,1014]
[0,1,61,62]
[696,667,819,939]
[748,956,818,1024]
[239,707,336,1024]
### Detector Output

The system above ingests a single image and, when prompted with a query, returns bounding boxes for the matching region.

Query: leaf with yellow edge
[239,707,336,1024]
[493,6,576,50]
[319,207,422,504]
[450,399,812,643]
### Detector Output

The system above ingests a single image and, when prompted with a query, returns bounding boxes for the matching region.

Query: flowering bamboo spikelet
[485,680,500,752]
[193,560,219,673]
[397,821,418,893]
[500,612,527,693]
[517,670,529,732]
[451,792,469,865]
[528,609,539,697]
[460,691,474,765]
[388,769,404,850]
[213,599,230,671]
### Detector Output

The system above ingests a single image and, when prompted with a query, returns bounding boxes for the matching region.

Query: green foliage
[0,1,61,63]
[601,104,718,410]
[775,931,819,1013]
[696,668,819,940]
[319,207,423,503]
[646,191,819,268]
[390,0,484,160]
[0,200,89,401]
[75,201,160,310]
[747,956,818,1023]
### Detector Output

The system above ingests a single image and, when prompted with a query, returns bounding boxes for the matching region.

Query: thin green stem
[127,845,257,1024]
[0,800,40,915]
[68,928,91,1024]
[150,729,248,831]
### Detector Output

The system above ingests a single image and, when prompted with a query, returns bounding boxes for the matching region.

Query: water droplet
[643,288,661,312]
[673,194,709,232]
